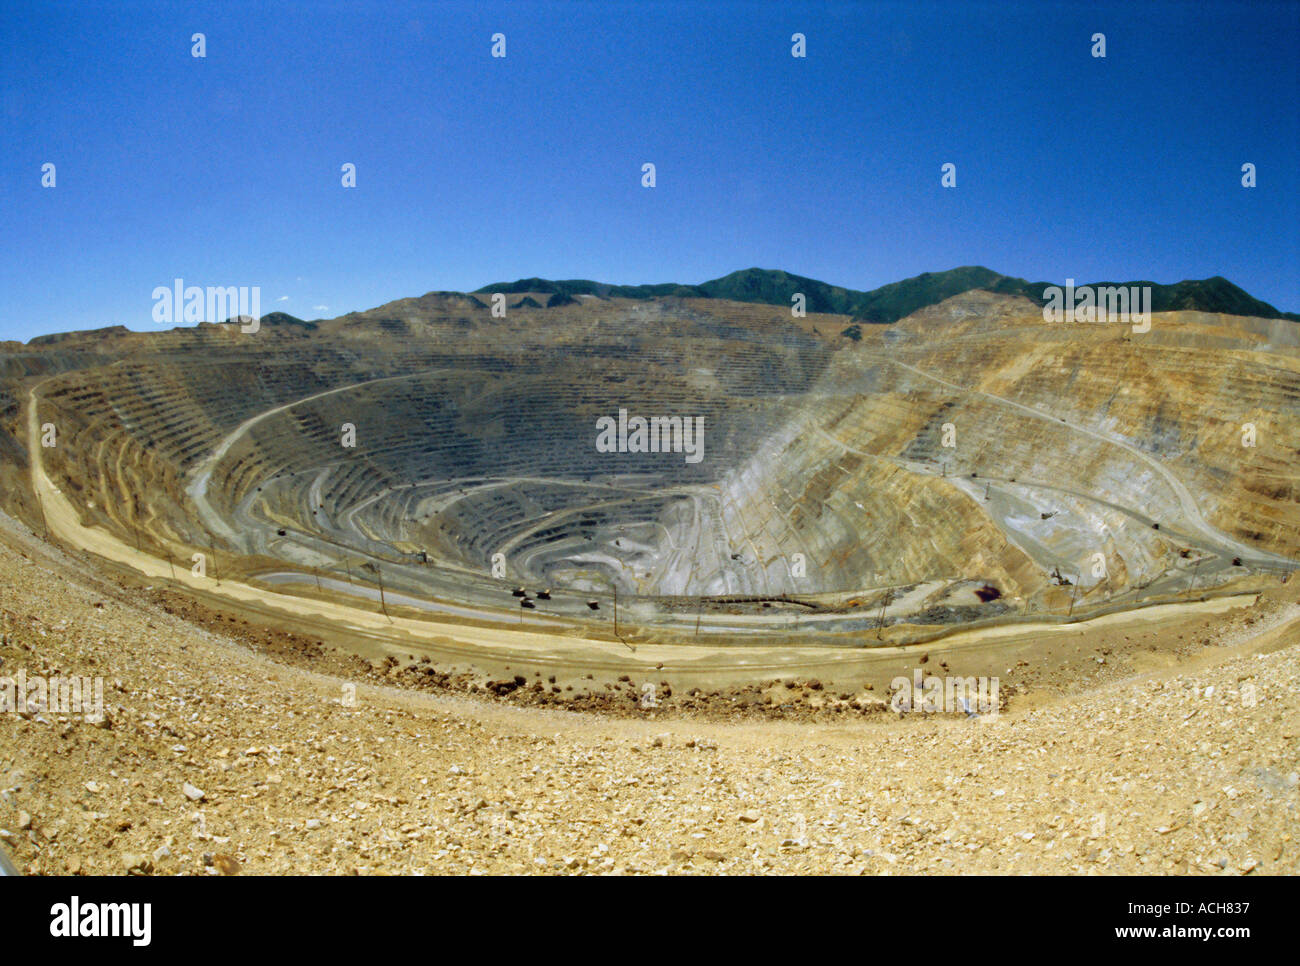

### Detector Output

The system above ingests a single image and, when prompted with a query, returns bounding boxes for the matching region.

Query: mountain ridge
[474,266,1300,325]
[20,267,1298,346]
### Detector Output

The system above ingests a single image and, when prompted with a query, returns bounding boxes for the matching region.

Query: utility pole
[376,564,391,621]
[34,491,49,541]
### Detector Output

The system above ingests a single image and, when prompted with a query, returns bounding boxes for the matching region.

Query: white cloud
[276,295,289,302]
[313,305,329,312]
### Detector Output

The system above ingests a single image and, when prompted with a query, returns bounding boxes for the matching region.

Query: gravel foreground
[1,520,1296,876]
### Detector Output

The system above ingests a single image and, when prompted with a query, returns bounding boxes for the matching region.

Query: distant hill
[474,277,701,301]
[28,324,133,346]
[476,267,1299,324]
[249,311,318,329]
[848,267,1030,322]
[1082,275,1299,321]
[212,311,318,330]
[697,268,862,314]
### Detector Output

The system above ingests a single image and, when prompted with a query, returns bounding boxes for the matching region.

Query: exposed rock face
[707,292,1299,614]
[1,288,1296,641]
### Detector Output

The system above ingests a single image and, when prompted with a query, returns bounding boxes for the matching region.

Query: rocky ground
[1,516,1296,875]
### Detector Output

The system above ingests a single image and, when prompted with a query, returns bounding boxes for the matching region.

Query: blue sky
[1,0,1296,341]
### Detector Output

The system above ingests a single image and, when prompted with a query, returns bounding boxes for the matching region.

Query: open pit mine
[1,275,1297,694]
